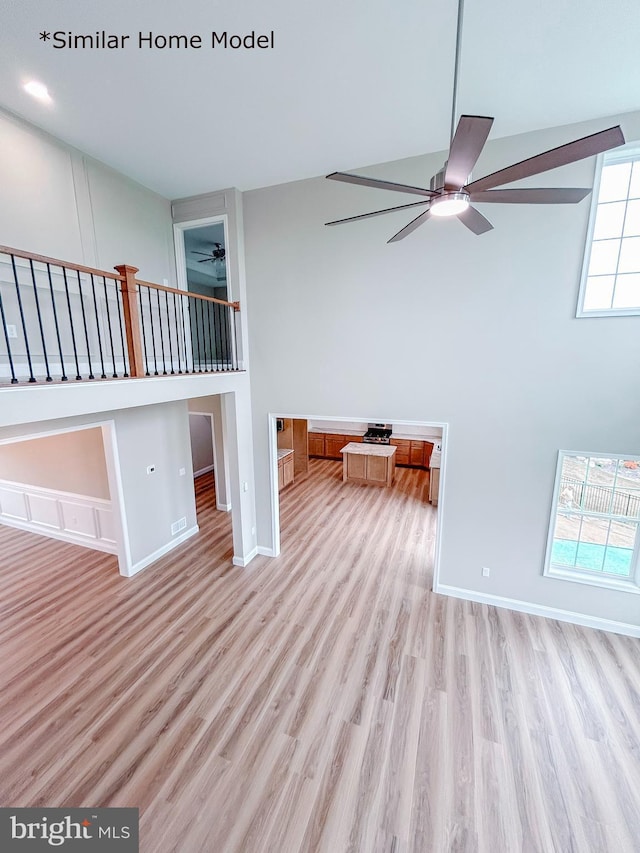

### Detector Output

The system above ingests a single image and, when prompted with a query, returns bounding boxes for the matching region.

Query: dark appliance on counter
[276,418,284,432]
[363,423,392,444]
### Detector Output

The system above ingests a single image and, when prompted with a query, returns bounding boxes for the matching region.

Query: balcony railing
[0,245,241,385]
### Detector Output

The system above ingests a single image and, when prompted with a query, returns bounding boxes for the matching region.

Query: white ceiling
[1,0,639,199]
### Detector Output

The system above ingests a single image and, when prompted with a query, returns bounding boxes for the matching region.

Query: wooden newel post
[115,265,145,378]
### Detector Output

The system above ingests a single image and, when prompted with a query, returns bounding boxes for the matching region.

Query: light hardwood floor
[0,461,639,852]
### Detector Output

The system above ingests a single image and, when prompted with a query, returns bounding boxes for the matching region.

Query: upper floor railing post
[114,264,144,378]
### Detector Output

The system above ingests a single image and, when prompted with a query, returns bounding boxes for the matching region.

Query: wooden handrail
[135,277,240,311]
[1,242,241,381]
[0,244,124,281]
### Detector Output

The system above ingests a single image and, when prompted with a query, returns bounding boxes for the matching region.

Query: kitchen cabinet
[390,438,434,469]
[390,438,410,466]
[423,441,434,469]
[429,467,440,505]
[278,449,295,490]
[325,435,348,459]
[308,432,363,459]
[308,434,325,457]
[410,441,425,467]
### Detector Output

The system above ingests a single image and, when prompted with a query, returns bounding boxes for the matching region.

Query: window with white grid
[544,451,640,593]
[577,147,640,316]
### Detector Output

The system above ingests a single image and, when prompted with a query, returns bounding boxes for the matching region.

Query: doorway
[174,217,233,369]
[267,414,447,588]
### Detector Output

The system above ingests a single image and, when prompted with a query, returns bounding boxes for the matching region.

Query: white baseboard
[193,465,214,478]
[0,514,118,555]
[257,545,277,557]
[216,502,232,512]
[435,583,640,638]
[126,525,199,577]
[233,546,258,567]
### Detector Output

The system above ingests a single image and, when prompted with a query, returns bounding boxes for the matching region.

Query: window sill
[545,564,640,594]
[577,307,640,318]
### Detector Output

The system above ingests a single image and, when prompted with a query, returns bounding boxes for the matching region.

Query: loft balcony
[0,244,243,387]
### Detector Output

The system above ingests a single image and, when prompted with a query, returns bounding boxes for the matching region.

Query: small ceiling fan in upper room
[191,243,226,280]
[324,0,625,242]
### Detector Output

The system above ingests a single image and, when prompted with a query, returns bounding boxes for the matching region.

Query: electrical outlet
[6,324,17,339]
[482,567,490,578]
[179,467,186,476]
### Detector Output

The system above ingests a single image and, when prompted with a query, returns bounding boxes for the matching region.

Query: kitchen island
[340,442,396,487]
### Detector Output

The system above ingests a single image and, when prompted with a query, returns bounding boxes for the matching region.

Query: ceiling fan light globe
[430,192,470,217]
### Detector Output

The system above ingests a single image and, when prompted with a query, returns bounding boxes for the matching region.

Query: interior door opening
[177,219,232,369]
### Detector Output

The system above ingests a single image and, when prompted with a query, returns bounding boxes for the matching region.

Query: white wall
[189,413,214,476]
[0,107,176,283]
[243,109,640,630]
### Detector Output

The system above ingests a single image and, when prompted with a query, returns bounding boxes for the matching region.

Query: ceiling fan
[325,0,625,243]
[192,242,226,263]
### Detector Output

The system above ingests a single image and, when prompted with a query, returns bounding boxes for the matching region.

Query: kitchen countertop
[340,442,397,457]
[277,448,294,460]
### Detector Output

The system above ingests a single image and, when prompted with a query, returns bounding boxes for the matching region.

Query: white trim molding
[233,546,258,567]
[126,525,199,577]
[435,583,640,638]
[0,478,117,554]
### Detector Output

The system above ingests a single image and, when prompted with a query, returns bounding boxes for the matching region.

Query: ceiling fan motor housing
[430,163,471,193]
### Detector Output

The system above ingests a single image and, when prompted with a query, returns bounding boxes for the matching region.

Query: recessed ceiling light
[24,80,52,103]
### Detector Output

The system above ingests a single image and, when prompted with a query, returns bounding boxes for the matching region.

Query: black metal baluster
[9,255,36,382]
[199,298,207,371]
[219,303,227,370]
[205,300,214,372]
[165,291,175,374]
[101,276,118,378]
[62,267,82,380]
[172,292,182,373]
[114,279,129,377]
[213,301,222,371]
[76,270,94,379]
[222,303,230,370]
[139,286,150,376]
[156,288,167,374]
[147,286,158,375]
[90,273,107,378]
[28,260,51,381]
[193,297,202,372]
[230,306,237,370]
[185,295,195,373]
[0,288,17,383]
[45,263,67,380]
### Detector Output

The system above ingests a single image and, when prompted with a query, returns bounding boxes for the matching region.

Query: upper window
[544,451,640,593]
[578,147,640,316]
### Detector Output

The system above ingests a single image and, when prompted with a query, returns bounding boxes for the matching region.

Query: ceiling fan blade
[470,187,592,204]
[387,210,432,242]
[444,115,494,188]
[466,125,625,194]
[327,171,436,198]
[197,258,214,263]
[457,205,493,235]
[192,252,214,256]
[325,200,430,226]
